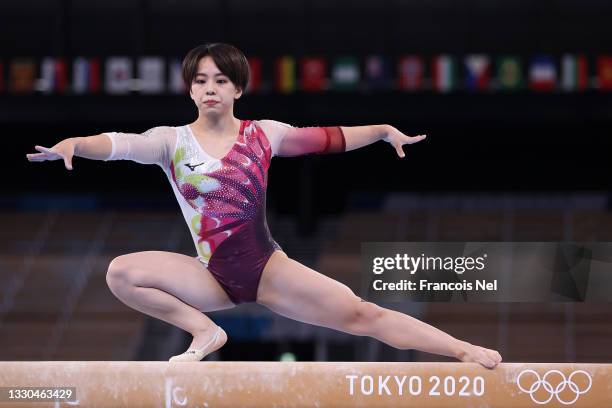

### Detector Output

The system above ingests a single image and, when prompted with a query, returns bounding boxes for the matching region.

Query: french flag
[529,56,557,91]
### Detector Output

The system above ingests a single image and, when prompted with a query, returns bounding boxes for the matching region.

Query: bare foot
[456,340,502,369]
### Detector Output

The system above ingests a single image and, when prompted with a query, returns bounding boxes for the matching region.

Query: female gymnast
[26,43,502,368]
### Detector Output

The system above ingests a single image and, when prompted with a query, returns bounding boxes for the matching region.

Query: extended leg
[256,251,502,368]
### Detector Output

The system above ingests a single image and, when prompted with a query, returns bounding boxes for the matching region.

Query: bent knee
[106,255,138,290]
[343,301,385,335]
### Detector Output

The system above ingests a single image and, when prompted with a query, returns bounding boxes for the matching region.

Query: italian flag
[561,55,588,91]
[431,55,455,92]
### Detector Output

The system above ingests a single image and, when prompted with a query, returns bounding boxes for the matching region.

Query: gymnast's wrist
[381,124,393,142]
[71,137,84,155]
[453,339,470,360]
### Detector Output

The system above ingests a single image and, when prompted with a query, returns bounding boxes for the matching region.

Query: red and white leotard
[104,120,345,303]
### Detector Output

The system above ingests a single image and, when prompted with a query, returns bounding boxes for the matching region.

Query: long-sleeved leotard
[104,120,345,304]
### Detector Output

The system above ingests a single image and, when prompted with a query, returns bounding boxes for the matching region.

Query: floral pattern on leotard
[169,121,272,264]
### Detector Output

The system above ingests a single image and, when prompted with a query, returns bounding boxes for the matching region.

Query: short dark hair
[182,43,249,91]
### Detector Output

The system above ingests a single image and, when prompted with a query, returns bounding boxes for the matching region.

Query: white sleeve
[102,126,177,168]
[256,119,291,157]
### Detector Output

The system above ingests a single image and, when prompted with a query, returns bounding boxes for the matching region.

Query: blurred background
[1,0,611,363]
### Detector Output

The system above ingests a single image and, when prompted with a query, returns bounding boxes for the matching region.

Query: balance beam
[0,362,608,407]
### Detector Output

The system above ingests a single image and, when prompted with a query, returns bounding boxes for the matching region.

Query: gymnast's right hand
[457,341,502,369]
[26,138,76,170]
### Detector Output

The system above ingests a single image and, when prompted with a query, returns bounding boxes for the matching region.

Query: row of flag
[2,54,612,95]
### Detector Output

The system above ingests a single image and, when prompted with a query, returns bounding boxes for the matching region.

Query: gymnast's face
[189,56,242,116]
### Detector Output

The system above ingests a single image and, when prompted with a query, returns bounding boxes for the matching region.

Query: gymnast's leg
[256,251,502,368]
[106,251,234,356]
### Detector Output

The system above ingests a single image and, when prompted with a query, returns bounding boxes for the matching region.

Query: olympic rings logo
[516,369,592,405]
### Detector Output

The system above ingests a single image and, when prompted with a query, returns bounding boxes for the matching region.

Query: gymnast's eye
[195,79,205,84]
[217,79,227,84]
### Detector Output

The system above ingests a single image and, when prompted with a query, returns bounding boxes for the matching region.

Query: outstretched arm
[26,134,111,170]
[26,127,175,169]
[258,120,426,158]
[342,125,427,158]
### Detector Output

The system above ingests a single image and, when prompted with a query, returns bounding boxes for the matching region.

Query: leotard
[104,119,345,304]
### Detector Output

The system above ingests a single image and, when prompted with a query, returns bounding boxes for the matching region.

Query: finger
[483,355,496,369]
[27,156,43,162]
[63,157,73,170]
[487,351,500,366]
[395,144,406,158]
[34,147,60,158]
[27,154,51,162]
[406,134,427,144]
[26,153,47,159]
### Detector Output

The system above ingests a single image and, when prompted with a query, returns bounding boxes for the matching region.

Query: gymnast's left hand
[382,126,427,158]
[26,138,76,170]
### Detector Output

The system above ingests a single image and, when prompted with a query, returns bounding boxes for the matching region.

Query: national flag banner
[247,57,262,93]
[464,54,491,91]
[529,55,557,91]
[431,55,456,92]
[73,57,101,94]
[275,56,295,94]
[300,57,326,92]
[39,57,68,93]
[105,57,133,94]
[9,59,36,94]
[597,56,612,90]
[138,57,165,94]
[398,56,424,91]
[364,55,390,90]
[561,54,588,92]
[168,59,185,94]
[496,56,523,91]
[331,56,359,91]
